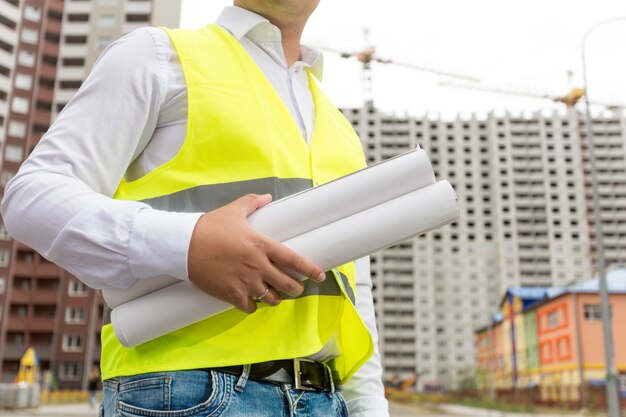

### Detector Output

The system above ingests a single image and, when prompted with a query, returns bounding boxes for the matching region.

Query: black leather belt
[212,359,341,392]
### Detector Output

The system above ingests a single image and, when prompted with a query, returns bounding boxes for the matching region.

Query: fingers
[265,239,326,283]
[234,284,280,314]
[251,284,281,306]
[262,263,305,298]
[187,192,326,316]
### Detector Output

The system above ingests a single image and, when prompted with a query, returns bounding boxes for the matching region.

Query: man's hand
[187,193,326,313]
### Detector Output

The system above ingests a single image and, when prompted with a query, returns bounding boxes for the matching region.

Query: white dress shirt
[1,6,388,416]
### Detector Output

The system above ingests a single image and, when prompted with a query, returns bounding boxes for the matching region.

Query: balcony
[39,63,57,79]
[13,261,34,277]
[6,288,57,304]
[2,344,51,361]
[38,84,54,102]
[36,262,60,278]
[34,109,51,127]
[2,343,27,360]
[30,290,58,304]
[7,316,56,332]
[9,288,30,303]
[46,18,62,34]
[43,40,59,56]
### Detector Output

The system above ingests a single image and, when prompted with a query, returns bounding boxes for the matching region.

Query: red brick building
[0,0,180,389]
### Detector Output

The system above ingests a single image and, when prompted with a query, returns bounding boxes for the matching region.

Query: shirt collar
[216,6,269,41]
[216,6,323,80]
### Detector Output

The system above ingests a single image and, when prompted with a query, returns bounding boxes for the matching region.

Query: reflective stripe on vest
[101,24,373,384]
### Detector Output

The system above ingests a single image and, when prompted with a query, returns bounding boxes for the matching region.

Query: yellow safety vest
[101,25,373,384]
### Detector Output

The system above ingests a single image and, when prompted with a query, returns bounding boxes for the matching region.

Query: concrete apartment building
[343,106,626,390]
[0,0,180,389]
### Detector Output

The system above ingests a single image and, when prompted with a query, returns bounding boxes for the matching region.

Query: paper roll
[103,148,435,308]
[111,180,459,347]
[103,275,180,309]
[247,148,436,241]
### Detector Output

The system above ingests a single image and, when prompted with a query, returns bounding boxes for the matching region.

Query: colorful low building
[476,268,626,407]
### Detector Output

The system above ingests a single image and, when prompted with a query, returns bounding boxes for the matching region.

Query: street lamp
[581,17,626,417]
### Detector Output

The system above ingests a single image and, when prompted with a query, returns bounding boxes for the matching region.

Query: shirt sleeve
[1,27,202,290]
[343,256,390,417]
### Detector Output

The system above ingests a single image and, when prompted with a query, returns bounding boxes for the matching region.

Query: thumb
[237,193,273,217]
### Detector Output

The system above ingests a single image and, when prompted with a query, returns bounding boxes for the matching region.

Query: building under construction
[343,106,626,390]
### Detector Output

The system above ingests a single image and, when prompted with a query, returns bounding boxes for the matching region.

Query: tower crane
[437,79,624,110]
[319,29,481,109]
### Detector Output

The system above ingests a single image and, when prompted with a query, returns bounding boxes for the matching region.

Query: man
[2,1,388,416]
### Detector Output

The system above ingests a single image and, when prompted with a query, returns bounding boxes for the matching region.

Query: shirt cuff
[128,208,203,280]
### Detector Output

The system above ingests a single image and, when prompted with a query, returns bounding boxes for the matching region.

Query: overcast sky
[180,1,626,118]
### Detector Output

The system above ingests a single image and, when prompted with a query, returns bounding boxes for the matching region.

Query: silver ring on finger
[253,286,271,303]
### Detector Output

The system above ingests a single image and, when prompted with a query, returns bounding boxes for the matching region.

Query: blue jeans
[100,369,349,417]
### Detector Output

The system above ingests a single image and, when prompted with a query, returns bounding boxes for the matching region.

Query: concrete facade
[342,106,626,390]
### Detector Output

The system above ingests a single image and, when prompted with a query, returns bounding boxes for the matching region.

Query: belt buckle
[293,358,318,391]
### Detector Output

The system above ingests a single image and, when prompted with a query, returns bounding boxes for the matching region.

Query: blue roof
[502,287,557,310]
[500,267,626,315]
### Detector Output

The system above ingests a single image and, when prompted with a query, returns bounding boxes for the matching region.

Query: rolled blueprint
[103,148,435,308]
[111,180,459,347]
[104,275,180,309]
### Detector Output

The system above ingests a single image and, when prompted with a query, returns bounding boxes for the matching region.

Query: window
[98,15,116,27]
[14,73,32,90]
[21,28,39,44]
[48,9,63,21]
[67,14,89,22]
[583,304,611,321]
[65,35,88,44]
[557,336,571,360]
[0,223,7,240]
[59,362,81,380]
[541,341,553,363]
[62,57,85,67]
[0,250,9,267]
[8,120,26,137]
[65,306,86,324]
[96,36,113,49]
[0,276,4,294]
[17,51,35,67]
[68,279,88,296]
[11,96,29,113]
[5,145,23,162]
[100,0,117,4]
[24,5,42,22]
[126,14,149,22]
[11,304,27,317]
[59,80,82,89]
[62,334,83,352]
[0,12,17,30]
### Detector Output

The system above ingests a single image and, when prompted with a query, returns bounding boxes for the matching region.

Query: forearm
[1,169,201,289]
